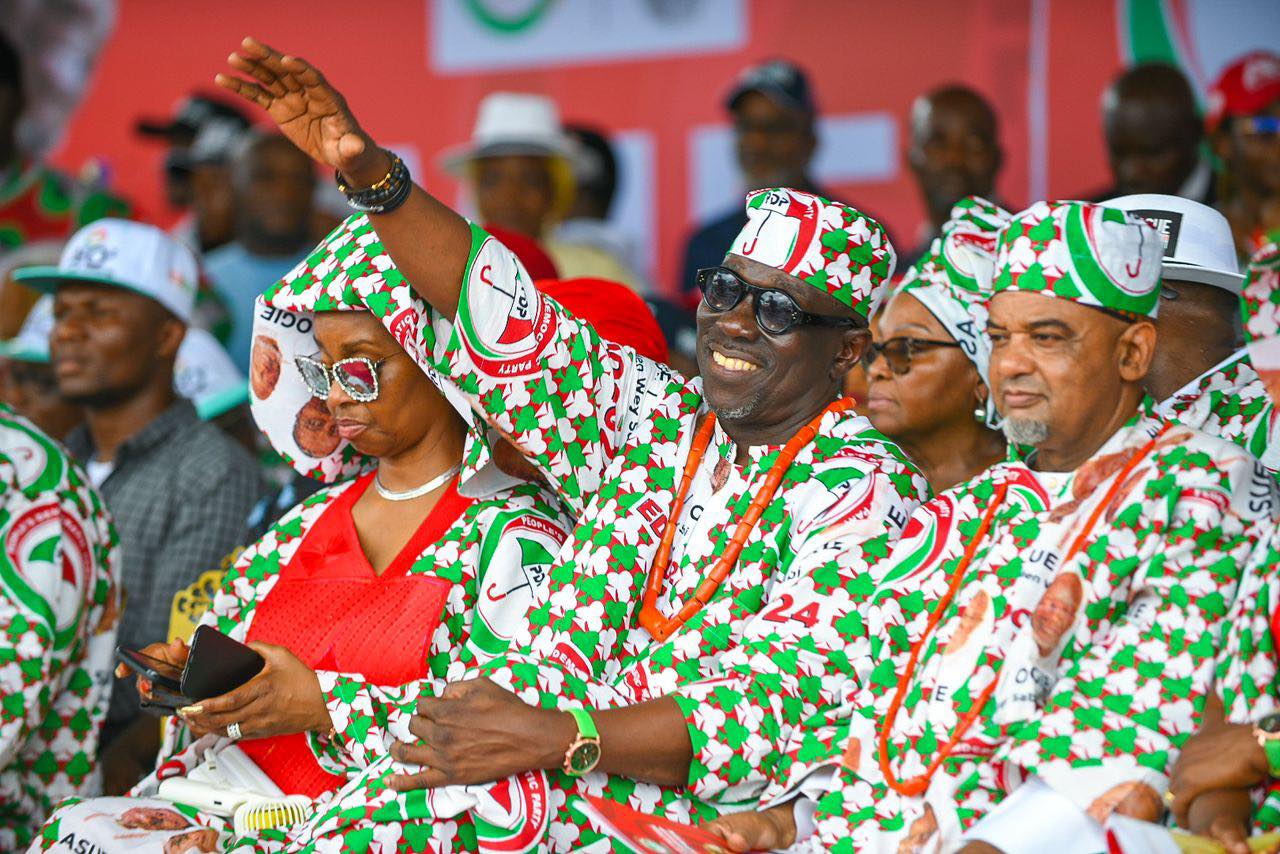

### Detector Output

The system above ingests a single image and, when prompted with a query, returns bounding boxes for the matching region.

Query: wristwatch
[562,708,601,777]
[1254,712,1280,777]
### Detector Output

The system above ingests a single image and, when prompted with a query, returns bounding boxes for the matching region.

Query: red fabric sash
[240,472,472,797]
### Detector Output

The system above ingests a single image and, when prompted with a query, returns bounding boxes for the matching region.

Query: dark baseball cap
[725,59,816,115]
[135,93,252,143]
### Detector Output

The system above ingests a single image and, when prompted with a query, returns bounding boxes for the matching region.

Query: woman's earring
[974,389,988,423]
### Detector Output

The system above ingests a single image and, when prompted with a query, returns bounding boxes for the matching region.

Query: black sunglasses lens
[883,340,912,374]
[702,270,743,312]
[755,290,802,334]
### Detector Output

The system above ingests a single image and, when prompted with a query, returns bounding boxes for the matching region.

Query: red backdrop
[45,0,1273,293]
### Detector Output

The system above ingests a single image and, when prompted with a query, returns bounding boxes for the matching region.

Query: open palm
[215,37,379,179]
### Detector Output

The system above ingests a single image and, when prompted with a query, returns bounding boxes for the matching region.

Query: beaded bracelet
[335,151,412,214]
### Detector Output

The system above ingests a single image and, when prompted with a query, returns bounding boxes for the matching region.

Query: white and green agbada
[146,185,929,852]
[763,201,1280,852]
[0,402,119,850]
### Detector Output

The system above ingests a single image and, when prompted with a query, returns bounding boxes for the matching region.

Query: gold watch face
[569,740,601,773]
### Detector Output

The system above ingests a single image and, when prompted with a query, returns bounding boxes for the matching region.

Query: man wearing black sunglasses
[218,40,928,848]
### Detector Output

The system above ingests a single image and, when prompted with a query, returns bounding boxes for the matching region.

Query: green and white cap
[174,327,250,420]
[2,295,55,363]
[992,200,1164,319]
[13,218,198,323]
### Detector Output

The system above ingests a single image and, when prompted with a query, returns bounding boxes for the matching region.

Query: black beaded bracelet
[335,152,412,214]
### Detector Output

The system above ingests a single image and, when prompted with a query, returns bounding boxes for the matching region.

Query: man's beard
[1001,417,1050,447]
[708,386,765,424]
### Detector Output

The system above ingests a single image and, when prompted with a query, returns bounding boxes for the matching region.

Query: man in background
[556,123,650,293]
[134,91,251,218]
[1095,63,1211,203]
[14,219,263,792]
[442,92,644,289]
[679,58,822,305]
[204,131,316,372]
[901,84,1003,268]
[1110,192,1280,474]
[0,294,80,440]
[1207,50,1280,260]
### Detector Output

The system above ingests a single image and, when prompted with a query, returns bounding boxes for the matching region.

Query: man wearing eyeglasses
[1207,50,1280,261]
[214,39,928,849]
[705,200,1278,853]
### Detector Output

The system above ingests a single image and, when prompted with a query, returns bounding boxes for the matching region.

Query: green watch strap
[569,707,598,740]
[1264,736,1280,777]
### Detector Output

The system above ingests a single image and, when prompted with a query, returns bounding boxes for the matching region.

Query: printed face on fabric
[788,401,1278,851]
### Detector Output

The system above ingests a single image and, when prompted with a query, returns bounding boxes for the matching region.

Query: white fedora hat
[1106,193,1244,294]
[440,92,576,176]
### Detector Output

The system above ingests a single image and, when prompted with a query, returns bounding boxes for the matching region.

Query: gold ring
[1163,790,1176,808]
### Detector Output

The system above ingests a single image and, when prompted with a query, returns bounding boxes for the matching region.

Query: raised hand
[215,37,387,185]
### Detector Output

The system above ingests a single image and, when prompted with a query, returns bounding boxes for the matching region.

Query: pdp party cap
[894,196,1011,428]
[251,214,513,496]
[727,187,896,318]
[992,200,1164,319]
[1241,242,1280,405]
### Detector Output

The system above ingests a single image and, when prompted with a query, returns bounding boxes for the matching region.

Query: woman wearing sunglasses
[862,198,1011,493]
[41,253,580,850]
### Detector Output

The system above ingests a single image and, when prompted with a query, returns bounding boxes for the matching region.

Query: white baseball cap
[175,327,250,420]
[13,218,199,322]
[1105,194,1244,294]
[1,295,55,363]
[439,92,576,176]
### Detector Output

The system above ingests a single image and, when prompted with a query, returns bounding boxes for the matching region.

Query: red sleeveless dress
[239,471,472,797]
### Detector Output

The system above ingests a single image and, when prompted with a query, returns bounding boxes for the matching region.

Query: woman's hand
[388,677,574,791]
[114,638,189,702]
[179,642,330,741]
[703,802,799,852]
[215,37,388,185]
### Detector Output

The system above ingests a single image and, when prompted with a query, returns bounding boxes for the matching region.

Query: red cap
[483,224,560,282]
[1206,51,1280,132]
[536,278,670,365]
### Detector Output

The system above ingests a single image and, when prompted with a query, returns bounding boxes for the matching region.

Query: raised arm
[216,37,470,316]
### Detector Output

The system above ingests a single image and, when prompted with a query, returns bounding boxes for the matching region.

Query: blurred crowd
[1,22,1280,854]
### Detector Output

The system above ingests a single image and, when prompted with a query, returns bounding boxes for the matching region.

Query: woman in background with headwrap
[862,197,1010,492]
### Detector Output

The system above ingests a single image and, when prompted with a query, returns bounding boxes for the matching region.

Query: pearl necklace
[373,463,462,501]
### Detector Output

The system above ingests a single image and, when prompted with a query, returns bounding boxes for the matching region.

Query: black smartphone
[181,625,265,699]
[114,646,185,692]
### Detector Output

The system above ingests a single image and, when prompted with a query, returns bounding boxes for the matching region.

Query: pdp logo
[460,237,558,378]
[2,504,92,650]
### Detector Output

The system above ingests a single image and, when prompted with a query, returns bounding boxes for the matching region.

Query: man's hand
[389,677,573,791]
[703,802,798,852]
[178,642,330,740]
[215,37,387,185]
[1184,788,1255,854]
[1169,722,1269,828]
